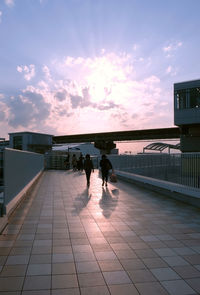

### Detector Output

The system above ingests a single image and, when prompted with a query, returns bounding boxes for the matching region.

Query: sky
[0,0,200,140]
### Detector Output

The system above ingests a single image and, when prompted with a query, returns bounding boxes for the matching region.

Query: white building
[9,131,53,154]
[52,142,101,156]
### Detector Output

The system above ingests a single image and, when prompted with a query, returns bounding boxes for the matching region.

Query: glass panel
[175,89,186,109]
[175,92,179,109]
[189,87,200,108]
[13,136,23,150]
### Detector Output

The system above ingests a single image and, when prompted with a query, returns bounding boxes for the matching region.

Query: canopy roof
[143,142,180,153]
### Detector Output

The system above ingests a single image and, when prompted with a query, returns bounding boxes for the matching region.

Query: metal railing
[105,153,200,189]
[44,151,99,170]
[181,153,200,188]
[0,150,3,216]
[44,151,200,190]
[0,150,3,187]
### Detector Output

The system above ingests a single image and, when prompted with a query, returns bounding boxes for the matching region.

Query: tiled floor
[0,169,200,294]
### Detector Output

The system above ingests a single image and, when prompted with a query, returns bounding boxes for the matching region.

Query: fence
[0,151,3,216]
[44,151,200,190]
[181,153,200,188]
[106,153,200,189]
[45,151,99,170]
[0,150,3,187]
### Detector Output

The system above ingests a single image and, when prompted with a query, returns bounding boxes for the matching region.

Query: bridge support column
[94,140,116,154]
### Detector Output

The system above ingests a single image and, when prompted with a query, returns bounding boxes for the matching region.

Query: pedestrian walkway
[0,170,200,295]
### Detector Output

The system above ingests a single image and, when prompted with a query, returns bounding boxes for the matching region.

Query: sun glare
[86,56,125,102]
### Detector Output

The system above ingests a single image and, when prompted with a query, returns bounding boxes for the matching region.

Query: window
[175,87,200,109]
[13,136,23,150]
[189,87,200,108]
[175,89,186,109]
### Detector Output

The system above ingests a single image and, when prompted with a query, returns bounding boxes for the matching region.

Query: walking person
[83,154,94,187]
[72,154,77,171]
[100,154,112,186]
[65,153,70,170]
[78,153,84,171]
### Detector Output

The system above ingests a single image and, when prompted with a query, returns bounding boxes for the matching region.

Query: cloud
[6,90,51,128]
[0,101,6,120]
[70,94,82,109]
[54,90,67,101]
[163,41,182,57]
[69,87,92,109]
[2,51,172,136]
[0,111,5,121]
[166,65,177,76]
[144,111,154,117]
[0,11,2,23]
[17,64,35,81]
[55,53,166,131]
[132,44,139,51]
[68,86,119,111]
[111,111,132,128]
[42,65,51,81]
[4,0,14,7]
[8,96,36,127]
[132,113,139,119]
[96,101,118,111]
[57,110,72,117]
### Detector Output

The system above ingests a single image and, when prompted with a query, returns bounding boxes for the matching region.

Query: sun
[85,56,125,103]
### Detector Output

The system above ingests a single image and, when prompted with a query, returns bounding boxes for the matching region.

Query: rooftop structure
[0,139,9,151]
[174,79,200,152]
[143,142,180,154]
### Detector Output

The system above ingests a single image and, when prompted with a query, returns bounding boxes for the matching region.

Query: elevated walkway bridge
[0,169,200,294]
[53,127,180,154]
[53,127,180,144]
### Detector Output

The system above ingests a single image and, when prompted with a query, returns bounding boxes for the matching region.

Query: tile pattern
[0,169,200,294]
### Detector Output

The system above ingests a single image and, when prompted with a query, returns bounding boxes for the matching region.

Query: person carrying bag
[100,154,113,186]
[110,170,117,183]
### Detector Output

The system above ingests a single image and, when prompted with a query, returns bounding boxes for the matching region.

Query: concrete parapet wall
[3,148,44,215]
[0,168,43,233]
[5,170,43,217]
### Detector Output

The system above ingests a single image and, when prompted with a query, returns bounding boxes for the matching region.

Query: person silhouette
[83,154,94,187]
[78,153,84,171]
[100,154,112,186]
[72,154,77,171]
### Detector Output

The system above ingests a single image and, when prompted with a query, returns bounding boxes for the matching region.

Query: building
[53,142,100,156]
[0,138,9,151]
[52,142,118,155]
[174,79,200,152]
[9,132,53,154]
